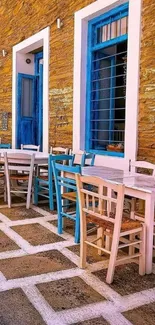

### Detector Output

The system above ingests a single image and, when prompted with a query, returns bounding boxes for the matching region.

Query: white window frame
[73,0,142,170]
[12,27,50,152]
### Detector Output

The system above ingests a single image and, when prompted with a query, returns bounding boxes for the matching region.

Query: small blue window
[86,3,129,157]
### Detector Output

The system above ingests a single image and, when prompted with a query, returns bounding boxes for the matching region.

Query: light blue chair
[34,154,73,210]
[52,161,81,243]
[71,152,95,167]
[0,144,11,149]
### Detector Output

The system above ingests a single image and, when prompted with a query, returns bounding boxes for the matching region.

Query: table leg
[145,192,154,274]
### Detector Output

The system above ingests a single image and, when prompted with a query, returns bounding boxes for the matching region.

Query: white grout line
[0,249,27,260]
[22,285,65,325]
[0,224,32,253]
[0,212,11,223]
[39,218,74,241]
[57,301,116,324]
[103,312,133,325]
[0,268,84,292]
[80,272,121,302]
[0,272,6,282]
[117,287,155,313]
[60,248,80,266]
[3,215,58,227]
[27,240,77,255]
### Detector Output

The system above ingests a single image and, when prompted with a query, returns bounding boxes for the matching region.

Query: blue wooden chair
[0,144,11,149]
[34,154,73,210]
[71,152,95,167]
[52,162,81,243]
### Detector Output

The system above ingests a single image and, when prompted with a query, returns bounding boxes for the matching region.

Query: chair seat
[86,213,142,232]
[38,175,48,181]
[0,173,4,177]
[62,191,77,202]
[10,174,29,180]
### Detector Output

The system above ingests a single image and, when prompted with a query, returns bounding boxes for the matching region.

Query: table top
[82,166,155,194]
[0,149,49,164]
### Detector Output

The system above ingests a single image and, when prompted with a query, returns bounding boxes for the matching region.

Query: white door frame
[12,27,50,152]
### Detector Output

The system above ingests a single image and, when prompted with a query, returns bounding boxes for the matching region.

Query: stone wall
[0,0,94,147]
[0,0,155,162]
[138,0,155,162]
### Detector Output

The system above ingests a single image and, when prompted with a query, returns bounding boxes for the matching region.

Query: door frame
[12,27,50,152]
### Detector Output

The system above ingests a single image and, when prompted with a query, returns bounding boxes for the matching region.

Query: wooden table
[0,149,49,165]
[83,166,155,274]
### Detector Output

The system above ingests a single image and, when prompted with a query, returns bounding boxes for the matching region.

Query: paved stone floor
[0,199,155,324]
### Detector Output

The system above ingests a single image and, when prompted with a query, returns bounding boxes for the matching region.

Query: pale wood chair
[76,174,146,284]
[21,144,40,152]
[130,160,155,176]
[50,147,69,155]
[130,160,155,250]
[4,152,35,209]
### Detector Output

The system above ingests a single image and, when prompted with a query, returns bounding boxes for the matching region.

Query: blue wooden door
[17,73,36,148]
[35,52,43,151]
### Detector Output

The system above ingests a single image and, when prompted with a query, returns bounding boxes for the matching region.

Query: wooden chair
[50,147,69,155]
[71,151,95,167]
[4,152,35,209]
[130,160,155,176]
[0,143,11,149]
[130,160,155,251]
[21,144,40,152]
[34,154,72,210]
[52,161,81,243]
[76,174,146,284]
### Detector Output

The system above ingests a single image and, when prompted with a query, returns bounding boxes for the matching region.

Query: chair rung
[118,240,142,250]
[85,240,110,255]
[117,253,141,263]
[61,212,76,220]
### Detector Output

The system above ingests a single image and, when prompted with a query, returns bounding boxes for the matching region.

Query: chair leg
[139,224,146,276]
[49,179,54,211]
[34,178,38,205]
[80,211,87,269]
[97,227,104,256]
[75,202,80,243]
[106,231,119,284]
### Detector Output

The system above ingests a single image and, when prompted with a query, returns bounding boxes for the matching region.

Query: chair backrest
[4,152,35,174]
[81,153,95,167]
[48,154,73,178]
[71,151,95,167]
[21,144,40,152]
[52,159,81,191]
[130,160,155,177]
[76,174,124,230]
[0,143,11,149]
[50,147,69,155]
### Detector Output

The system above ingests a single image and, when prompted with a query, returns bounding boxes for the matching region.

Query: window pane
[96,16,128,44]
[21,78,33,117]
[90,41,127,152]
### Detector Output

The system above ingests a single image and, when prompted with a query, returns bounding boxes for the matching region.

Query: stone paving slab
[123,302,155,325]
[0,207,43,221]
[0,288,46,325]
[11,223,65,246]
[74,317,110,325]
[93,263,155,295]
[37,276,105,311]
[0,203,155,325]
[68,244,109,264]
[0,229,19,252]
[0,250,76,279]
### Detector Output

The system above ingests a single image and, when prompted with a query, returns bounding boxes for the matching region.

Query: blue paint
[35,51,43,151]
[52,159,81,243]
[85,2,128,157]
[17,73,36,148]
[0,144,11,149]
[34,154,73,210]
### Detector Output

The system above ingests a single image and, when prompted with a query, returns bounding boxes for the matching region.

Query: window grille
[86,3,129,157]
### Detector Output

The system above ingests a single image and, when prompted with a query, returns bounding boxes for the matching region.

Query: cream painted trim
[12,27,50,152]
[73,0,142,170]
